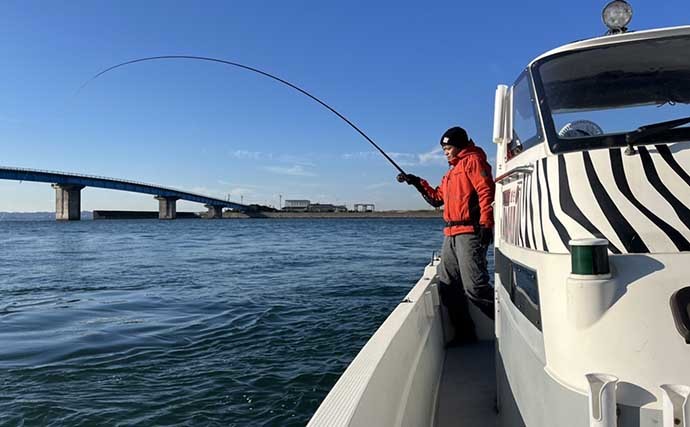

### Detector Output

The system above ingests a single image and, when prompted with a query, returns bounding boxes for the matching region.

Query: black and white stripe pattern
[504,145,690,254]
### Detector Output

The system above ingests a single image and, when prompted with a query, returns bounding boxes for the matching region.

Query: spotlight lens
[602,0,633,31]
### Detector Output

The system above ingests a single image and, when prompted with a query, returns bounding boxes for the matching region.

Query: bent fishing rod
[79,55,408,176]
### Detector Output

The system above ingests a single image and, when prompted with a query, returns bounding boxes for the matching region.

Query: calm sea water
[0,218,457,426]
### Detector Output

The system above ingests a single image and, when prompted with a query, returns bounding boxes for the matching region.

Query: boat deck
[436,340,497,427]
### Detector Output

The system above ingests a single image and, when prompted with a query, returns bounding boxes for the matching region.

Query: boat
[308,2,690,426]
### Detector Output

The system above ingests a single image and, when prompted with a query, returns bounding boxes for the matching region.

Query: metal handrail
[495,165,534,184]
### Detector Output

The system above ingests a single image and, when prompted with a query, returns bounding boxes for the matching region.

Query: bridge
[0,166,248,220]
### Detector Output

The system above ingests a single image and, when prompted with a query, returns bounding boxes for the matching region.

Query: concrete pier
[155,196,179,220]
[205,204,224,219]
[52,184,85,221]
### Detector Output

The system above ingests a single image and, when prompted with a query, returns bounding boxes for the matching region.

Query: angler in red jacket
[399,126,495,344]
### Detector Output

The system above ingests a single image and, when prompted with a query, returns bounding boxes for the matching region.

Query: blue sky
[1,0,688,212]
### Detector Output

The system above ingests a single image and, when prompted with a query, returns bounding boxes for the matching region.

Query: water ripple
[0,218,453,426]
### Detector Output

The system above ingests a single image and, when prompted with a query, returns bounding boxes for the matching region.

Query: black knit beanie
[439,127,470,148]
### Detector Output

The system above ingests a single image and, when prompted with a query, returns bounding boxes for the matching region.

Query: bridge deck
[0,166,246,209]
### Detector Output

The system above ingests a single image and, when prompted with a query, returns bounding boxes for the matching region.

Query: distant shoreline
[226,210,443,219]
[0,210,444,221]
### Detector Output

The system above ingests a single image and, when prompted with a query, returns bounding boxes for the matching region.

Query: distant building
[353,203,375,212]
[283,200,310,212]
[283,200,347,213]
[308,203,347,213]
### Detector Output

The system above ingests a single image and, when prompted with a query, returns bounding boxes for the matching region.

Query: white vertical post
[493,85,508,144]
[586,373,618,427]
[661,384,690,427]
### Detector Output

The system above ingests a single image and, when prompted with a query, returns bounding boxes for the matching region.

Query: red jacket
[418,142,495,236]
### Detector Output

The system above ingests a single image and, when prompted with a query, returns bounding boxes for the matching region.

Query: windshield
[533,34,690,152]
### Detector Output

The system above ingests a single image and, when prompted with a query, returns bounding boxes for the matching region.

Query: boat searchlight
[602,0,633,34]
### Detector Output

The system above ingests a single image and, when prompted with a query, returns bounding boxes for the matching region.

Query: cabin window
[495,248,542,331]
[508,72,541,160]
[512,263,541,330]
[532,34,690,153]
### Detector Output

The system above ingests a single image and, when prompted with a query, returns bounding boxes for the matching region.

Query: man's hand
[479,227,494,247]
[396,173,421,186]
[398,173,443,208]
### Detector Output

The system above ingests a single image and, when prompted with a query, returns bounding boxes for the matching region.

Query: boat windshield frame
[531,34,690,154]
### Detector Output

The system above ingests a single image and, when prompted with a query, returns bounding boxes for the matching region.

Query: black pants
[438,233,494,339]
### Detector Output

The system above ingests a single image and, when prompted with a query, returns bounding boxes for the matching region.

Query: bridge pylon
[52,184,84,221]
[155,196,179,220]
[205,204,224,219]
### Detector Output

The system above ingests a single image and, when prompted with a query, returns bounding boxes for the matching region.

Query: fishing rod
[79,55,408,176]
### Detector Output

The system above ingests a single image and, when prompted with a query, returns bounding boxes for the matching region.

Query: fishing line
[78,55,407,175]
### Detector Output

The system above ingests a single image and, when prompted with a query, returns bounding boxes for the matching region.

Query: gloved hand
[478,227,494,247]
[396,173,421,186]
